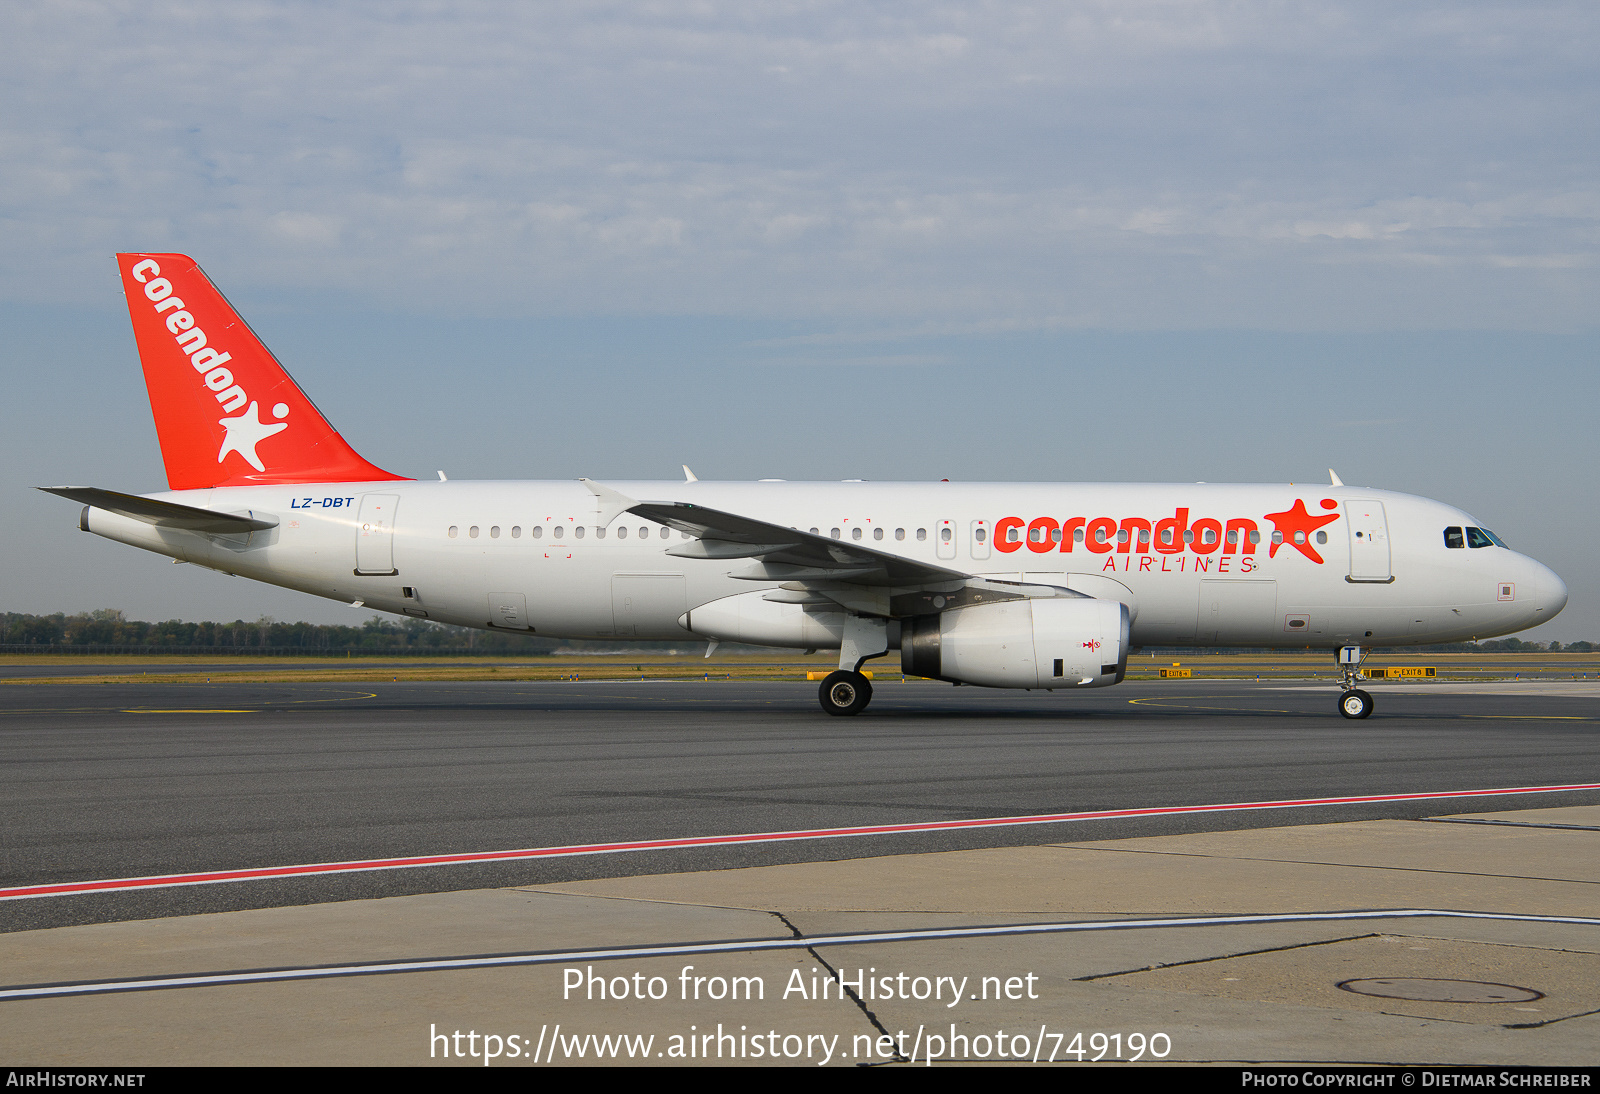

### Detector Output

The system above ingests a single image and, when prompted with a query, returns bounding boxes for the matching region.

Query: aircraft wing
[582,479,1080,616]
[634,498,967,587]
[38,487,279,534]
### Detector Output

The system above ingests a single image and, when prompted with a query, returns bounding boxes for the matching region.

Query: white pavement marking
[5,909,1600,1002]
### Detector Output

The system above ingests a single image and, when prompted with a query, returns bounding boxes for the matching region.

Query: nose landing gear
[1340,688,1374,719]
[1337,646,1374,718]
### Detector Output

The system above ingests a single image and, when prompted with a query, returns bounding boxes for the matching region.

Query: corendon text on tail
[40,253,1569,719]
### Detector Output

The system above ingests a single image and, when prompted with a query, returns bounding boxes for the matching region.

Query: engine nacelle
[900,597,1129,689]
[681,590,847,649]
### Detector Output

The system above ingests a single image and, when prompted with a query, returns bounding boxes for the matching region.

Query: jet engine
[900,597,1129,689]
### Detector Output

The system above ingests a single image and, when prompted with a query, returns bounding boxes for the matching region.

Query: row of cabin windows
[812,527,926,542]
[1444,526,1506,549]
[447,524,684,540]
[441,522,1332,548]
[445,523,938,543]
[446,523,940,544]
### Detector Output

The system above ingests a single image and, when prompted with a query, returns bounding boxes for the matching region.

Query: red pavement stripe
[5,781,1596,901]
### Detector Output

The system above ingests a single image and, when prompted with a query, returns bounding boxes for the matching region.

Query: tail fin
[116,253,408,490]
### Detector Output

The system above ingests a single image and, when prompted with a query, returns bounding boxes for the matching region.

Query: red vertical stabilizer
[116,253,409,490]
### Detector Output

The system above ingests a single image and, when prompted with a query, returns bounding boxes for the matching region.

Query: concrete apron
[2,805,1598,1066]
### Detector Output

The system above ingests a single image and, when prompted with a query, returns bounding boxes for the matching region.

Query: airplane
[41,253,1569,719]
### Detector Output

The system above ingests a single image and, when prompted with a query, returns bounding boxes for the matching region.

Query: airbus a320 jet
[42,254,1569,718]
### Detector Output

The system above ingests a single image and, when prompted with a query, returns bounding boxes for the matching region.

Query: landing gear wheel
[818,670,873,716]
[1339,689,1374,719]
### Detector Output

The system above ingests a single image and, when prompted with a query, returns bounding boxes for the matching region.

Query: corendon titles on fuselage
[990,498,1343,575]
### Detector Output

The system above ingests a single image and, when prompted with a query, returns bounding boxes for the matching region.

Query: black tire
[1338,689,1374,719]
[818,670,873,716]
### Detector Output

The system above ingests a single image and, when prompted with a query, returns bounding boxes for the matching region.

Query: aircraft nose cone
[1537,564,1569,620]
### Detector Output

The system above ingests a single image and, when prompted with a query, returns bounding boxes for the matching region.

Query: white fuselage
[82,479,1566,649]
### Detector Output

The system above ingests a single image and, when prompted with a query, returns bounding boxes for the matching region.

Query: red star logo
[1262,498,1341,563]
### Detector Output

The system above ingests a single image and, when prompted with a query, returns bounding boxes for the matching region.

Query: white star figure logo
[217,401,288,472]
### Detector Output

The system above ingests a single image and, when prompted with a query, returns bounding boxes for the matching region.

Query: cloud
[746,353,950,367]
[0,2,1596,328]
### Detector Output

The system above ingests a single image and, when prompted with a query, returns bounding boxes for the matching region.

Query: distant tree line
[0,610,674,655]
[1,610,1591,655]
[1427,638,1595,652]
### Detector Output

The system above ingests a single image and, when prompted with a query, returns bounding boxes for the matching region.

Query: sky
[2,2,1595,639]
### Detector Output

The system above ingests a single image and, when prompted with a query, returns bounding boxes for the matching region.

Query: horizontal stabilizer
[38,487,278,533]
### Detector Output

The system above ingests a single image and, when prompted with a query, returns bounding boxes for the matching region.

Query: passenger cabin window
[553,526,563,539]
[574,526,585,539]
[469,526,479,538]
[852,528,862,541]
[532,525,543,539]
[895,528,905,540]
[916,528,927,541]
[1444,527,1465,549]
[490,526,500,538]
[448,525,458,538]
[617,526,628,539]
[1466,527,1495,549]
[873,527,883,540]
[511,526,521,538]
[943,528,954,543]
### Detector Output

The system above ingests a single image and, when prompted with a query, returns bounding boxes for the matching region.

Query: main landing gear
[817,616,888,716]
[818,670,873,716]
[1337,646,1374,719]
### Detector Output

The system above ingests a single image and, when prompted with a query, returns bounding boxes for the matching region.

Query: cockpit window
[1466,527,1496,549]
[1483,528,1508,548]
[1444,527,1464,549]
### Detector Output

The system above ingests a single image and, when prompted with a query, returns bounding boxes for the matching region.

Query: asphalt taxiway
[1,678,1597,1065]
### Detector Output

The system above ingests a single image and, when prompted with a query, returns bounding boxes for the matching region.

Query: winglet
[1328,468,1344,487]
[579,479,639,527]
[682,465,699,483]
